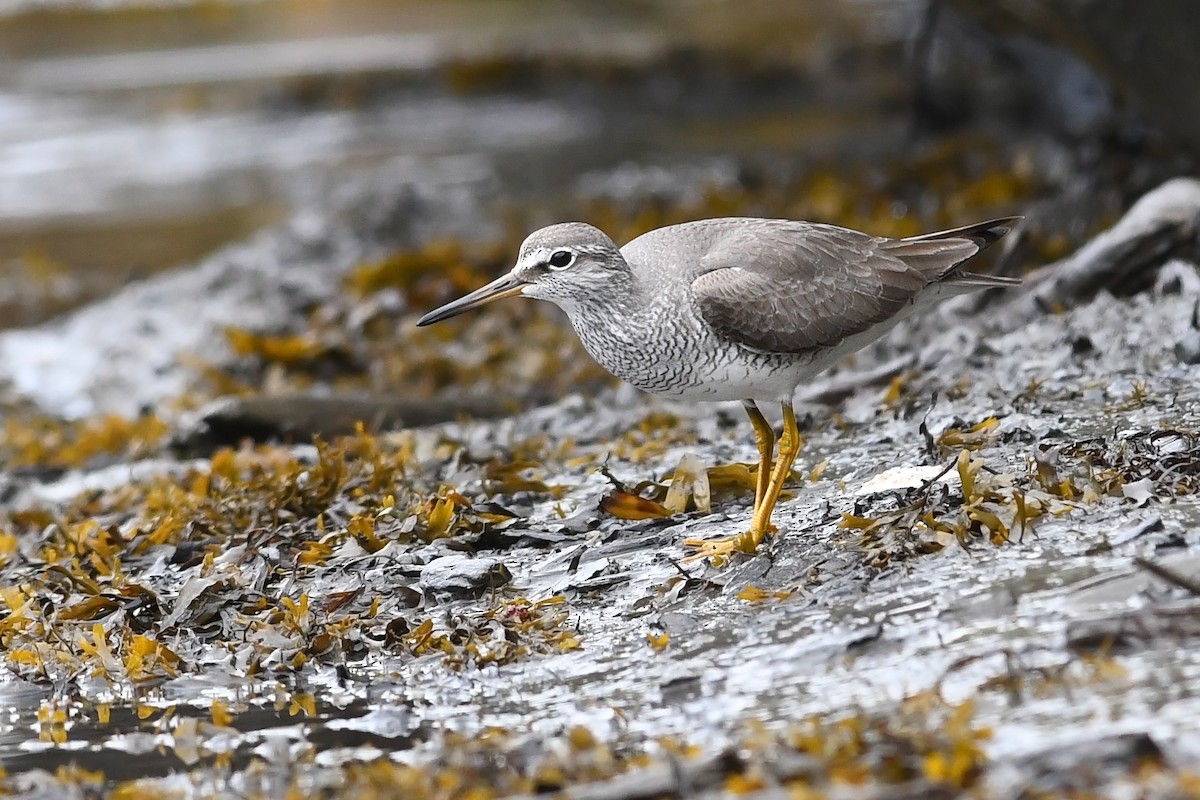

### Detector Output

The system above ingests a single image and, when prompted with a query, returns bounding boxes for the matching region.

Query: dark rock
[1175,299,1200,364]
[171,391,519,454]
[418,554,512,598]
[940,0,1200,150]
[1025,732,1165,790]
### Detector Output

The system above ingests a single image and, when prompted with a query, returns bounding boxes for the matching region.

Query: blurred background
[2,0,1193,326]
[0,0,1196,432]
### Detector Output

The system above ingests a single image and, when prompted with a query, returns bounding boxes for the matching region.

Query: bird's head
[416,223,625,326]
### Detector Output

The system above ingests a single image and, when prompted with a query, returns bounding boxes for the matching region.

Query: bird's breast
[564,293,812,402]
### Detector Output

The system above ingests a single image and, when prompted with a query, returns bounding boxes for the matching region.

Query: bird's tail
[885,216,1022,288]
[904,216,1023,252]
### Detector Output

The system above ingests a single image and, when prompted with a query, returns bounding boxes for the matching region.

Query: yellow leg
[745,402,800,545]
[742,400,775,510]
[685,402,802,563]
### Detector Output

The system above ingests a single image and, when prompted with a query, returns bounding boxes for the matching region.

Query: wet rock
[853,464,953,496]
[8,458,196,508]
[505,749,745,800]
[1175,334,1200,366]
[1153,259,1200,296]
[1067,601,1200,654]
[418,554,512,598]
[1069,334,1094,356]
[1106,516,1164,548]
[171,391,518,454]
[1174,299,1200,365]
[320,707,418,746]
[0,160,498,419]
[473,526,573,551]
[1061,553,1200,610]
[1024,732,1166,791]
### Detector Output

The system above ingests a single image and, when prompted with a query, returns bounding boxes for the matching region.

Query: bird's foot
[684,524,775,566]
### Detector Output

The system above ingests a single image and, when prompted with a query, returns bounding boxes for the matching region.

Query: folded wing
[691,218,1019,354]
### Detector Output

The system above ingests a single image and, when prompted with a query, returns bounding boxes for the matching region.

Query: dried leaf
[809,458,830,481]
[647,632,670,651]
[211,698,234,727]
[664,453,711,514]
[737,585,793,602]
[348,514,386,553]
[938,417,1000,451]
[956,450,977,499]
[58,596,120,622]
[706,463,758,501]
[599,491,671,520]
[320,588,362,615]
[839,513,880,530]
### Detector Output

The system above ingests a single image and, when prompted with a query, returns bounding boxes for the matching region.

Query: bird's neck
[557,270,675,382]
[556,270,643,323]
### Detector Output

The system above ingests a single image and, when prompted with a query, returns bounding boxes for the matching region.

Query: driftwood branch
[1005,177,1200,316]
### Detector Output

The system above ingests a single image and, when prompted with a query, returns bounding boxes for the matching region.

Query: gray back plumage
[636,217,1021,354]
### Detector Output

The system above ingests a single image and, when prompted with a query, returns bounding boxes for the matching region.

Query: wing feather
[690,222,997,354]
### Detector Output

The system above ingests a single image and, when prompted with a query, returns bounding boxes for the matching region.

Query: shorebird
[418,216,1020,560]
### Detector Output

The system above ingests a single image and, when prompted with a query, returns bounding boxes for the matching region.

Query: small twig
[1133,556,1200,597]
[664,556,694,579]
[917,457,958,495]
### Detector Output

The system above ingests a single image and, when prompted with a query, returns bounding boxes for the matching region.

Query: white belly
[563,282,936,404]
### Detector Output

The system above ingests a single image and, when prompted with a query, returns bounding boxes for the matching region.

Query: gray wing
[690,222,984,354]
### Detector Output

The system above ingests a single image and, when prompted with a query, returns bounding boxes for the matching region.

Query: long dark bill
[416,272,528,326]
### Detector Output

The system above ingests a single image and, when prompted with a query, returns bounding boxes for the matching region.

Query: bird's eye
[547,250,575,270]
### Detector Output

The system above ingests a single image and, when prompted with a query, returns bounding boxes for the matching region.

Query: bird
[417,215,1021,561]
